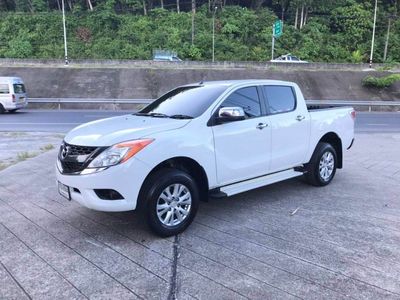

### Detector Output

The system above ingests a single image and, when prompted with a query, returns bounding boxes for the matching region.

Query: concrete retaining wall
[0,64,399,101]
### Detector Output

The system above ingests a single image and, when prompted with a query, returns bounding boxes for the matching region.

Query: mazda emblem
[61,144,70,159]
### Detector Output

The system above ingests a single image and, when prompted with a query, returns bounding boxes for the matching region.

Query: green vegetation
[40,144,55,151]
[362,74,400,88]
[16,151,38,161]
[376,62,400,71]
[0,0,399,62]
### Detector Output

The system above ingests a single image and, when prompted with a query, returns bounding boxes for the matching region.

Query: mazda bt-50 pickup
[56,80,355,236]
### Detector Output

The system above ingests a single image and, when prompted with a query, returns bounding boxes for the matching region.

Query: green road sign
[274,20,283,38]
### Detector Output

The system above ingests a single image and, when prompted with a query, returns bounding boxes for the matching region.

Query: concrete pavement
[0,132,62,170]
[0,133,400,299]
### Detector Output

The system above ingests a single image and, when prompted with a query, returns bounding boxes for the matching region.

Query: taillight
[12,94,16,102]
[350,110,356,120]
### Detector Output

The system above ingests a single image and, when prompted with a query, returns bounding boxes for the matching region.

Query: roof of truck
[183,79,295,87]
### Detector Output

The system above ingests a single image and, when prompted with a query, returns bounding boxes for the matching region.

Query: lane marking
[366,124,389,126]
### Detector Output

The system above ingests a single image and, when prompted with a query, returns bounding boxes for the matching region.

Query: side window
[220,87,261,118]
[263,86,296,114]
[0,84,9,94]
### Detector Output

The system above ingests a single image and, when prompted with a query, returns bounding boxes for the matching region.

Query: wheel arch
[137,156,209,209]
[317,132,343,168]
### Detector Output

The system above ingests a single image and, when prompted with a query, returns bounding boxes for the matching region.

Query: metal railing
[307,100,400,112]
[28,98,400,111]
[28,98,152,110]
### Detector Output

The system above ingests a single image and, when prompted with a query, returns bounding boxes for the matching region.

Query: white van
[0,77,28,113]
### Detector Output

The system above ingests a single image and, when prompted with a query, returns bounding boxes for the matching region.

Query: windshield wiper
[168,114,194,119]
[134,112,193,119]
[134,112,169,118]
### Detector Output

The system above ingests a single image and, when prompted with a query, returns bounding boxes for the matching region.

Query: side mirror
[217,107,245,123]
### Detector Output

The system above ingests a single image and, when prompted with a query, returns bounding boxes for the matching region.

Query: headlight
[87,139,154,169]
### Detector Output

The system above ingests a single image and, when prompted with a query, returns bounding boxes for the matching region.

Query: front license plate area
[58,181,71,201]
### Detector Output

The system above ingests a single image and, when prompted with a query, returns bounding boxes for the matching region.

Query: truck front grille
[67,144,98,156]
[58,142,102,174]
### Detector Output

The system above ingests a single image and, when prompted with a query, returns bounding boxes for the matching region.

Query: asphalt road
[0,109,399,133]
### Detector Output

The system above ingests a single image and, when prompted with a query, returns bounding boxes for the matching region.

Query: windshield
[139,85,228,118]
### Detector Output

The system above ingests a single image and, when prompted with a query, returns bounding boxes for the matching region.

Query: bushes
[362,74,400,88]
[0,5,399,62]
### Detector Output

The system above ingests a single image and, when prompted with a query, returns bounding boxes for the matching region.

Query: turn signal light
[116,139,154,163]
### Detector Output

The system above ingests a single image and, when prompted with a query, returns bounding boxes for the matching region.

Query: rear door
[12,82,27,103]
[211,86,271,185]
[262,85,310,173]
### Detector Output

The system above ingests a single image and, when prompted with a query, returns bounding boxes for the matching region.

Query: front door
[211,86,271,185]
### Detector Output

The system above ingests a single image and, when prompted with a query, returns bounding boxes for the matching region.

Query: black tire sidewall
[145,169,199,237]
[314,143,337,186]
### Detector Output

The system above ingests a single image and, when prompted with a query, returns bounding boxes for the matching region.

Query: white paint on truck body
[56,80,355,212]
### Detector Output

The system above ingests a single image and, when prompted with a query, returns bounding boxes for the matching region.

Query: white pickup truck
[56,80,355,236]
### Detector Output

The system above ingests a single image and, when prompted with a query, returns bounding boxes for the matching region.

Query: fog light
[94,189,124,200]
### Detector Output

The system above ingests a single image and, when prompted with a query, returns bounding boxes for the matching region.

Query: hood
[64,114,191,146]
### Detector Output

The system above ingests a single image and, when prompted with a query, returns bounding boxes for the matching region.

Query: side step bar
[218,169,304,197]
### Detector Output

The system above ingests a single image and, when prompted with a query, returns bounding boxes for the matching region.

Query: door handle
[296,115,305,121]
[256,123,268,130]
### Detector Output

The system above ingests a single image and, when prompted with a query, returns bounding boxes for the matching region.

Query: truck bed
[307,106,355,154]
[307,104,352,111]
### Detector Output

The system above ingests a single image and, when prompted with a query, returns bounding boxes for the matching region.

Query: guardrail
[28,98,152,110]
[307,100,400,112]
[28,98,400,111]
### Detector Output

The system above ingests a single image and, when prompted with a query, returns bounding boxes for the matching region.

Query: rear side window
[221,86,261,118]
[263,86,296,114]
[0,84,9,94]
[13,84,26,94]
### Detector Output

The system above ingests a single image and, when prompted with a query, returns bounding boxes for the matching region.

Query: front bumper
[56,157,152,212]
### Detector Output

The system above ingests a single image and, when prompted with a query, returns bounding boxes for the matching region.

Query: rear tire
[141,169,200,237]
[0,104,5,114]
[304,142,337,186]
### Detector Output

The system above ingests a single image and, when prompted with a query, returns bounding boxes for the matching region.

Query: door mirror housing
[217,107,245,123]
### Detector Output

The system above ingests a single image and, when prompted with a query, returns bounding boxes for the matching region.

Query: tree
[330,2,373,50]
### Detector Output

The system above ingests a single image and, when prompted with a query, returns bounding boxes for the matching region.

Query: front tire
[0,104,5,114]
[305,142,337,186]
[142,169,200,237]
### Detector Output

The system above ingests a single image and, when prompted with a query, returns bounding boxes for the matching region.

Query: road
[0,109,399,133]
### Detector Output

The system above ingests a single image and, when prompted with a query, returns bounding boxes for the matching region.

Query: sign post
[62,0,68,65]
[271,20,282,60]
